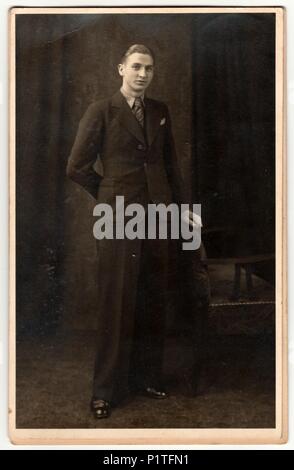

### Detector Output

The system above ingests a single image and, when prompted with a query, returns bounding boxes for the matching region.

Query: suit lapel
[145,98,162,147]
[111,91,145,144]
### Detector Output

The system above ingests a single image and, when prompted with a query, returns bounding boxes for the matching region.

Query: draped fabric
[16,13,275,333]
[191,14,275,261]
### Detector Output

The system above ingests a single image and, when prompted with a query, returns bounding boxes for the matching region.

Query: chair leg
[230,263,241,301]
[189,300,210,396]
[245,264,255,300]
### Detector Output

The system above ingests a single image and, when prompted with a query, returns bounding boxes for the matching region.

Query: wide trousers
[92,225,169,404]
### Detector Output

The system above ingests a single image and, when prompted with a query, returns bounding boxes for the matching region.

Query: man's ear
[117,63,124,77]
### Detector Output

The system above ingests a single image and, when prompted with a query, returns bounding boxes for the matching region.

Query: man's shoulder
[146,96,169,111]
[85,97,111,114]
[79,97,113,123]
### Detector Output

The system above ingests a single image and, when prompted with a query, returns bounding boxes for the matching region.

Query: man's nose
[139,67,147,78]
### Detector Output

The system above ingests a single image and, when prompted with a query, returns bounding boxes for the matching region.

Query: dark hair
[120,44,155,64]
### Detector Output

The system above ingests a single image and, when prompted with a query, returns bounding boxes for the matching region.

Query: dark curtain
[16,15,75,334]
[191,14,275,261]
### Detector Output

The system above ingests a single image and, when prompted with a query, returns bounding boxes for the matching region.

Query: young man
[67,44,198,418]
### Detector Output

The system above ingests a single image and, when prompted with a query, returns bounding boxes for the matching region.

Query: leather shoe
[142,387,169,399]
[90,399,111,419]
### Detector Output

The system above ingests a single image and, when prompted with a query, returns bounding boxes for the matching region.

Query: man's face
[118,52,154,95]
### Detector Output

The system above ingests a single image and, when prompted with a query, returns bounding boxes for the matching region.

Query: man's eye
[132,65,140,70]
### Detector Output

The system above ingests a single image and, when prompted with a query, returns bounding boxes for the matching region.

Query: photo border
[8,5,287,445]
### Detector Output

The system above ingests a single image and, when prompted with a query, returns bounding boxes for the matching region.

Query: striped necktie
[132,97,144,128]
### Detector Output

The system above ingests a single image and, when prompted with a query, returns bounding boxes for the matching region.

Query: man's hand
[181,209,202,228]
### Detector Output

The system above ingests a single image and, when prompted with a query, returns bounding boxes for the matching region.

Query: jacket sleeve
[163,105,190,205]
[66,102,104,199]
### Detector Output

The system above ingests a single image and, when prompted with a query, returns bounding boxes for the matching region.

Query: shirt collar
[120,87,145,109]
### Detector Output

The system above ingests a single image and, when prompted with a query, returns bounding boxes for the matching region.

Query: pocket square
[160,117,166,126]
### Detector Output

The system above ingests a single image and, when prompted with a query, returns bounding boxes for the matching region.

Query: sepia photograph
[9,6,286,444]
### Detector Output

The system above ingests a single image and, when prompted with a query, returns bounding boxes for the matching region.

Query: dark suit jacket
[67,90,186,206]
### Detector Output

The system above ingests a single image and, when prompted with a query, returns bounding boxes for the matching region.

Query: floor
[16,329,275,429]
[15,265,275,429]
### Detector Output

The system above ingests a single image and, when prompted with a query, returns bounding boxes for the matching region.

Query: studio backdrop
[16,13,275,333]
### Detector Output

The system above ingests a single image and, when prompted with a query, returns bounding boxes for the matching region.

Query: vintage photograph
[9,6,286,444]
